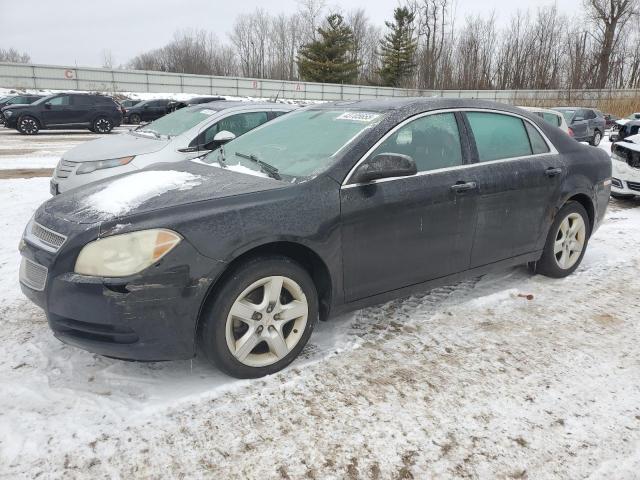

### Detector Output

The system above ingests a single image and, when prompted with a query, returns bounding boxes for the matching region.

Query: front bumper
[612,158,640,196]
[20,220,222,361]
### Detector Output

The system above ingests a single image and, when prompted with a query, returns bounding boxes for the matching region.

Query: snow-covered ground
[1,124,640,478]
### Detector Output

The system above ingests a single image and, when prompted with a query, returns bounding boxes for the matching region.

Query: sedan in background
[119,99,142,109]
[552,107,606,146]
[123,99,172,124]
[20,98,611,378]
[520,106,569,134]
[51,101,295,194]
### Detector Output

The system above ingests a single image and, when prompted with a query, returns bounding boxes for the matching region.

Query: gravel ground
[1,131,639,479]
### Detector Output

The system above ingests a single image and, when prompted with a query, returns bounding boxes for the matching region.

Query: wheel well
[567,193,594,233]
[200,242,333,325]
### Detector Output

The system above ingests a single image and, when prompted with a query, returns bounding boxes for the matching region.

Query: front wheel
[200,255,318,378]
[17,116,40,135]
[533,201,590,278]
[128,113,141,125]
[589,130,602,146]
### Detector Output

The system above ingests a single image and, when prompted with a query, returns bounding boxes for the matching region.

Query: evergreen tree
[297,14,358,84]
[379,7,418,87]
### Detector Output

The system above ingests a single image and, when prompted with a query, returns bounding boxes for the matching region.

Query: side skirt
[331,251,542,318]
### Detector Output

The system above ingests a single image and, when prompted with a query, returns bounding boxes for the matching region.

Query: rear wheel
[589,130,602,146]
[533,201,589,278]
[92,116,113,134]
[200,255,318,378]
[17,116,40,135]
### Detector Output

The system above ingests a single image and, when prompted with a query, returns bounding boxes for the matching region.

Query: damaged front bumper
[19,215,222,361]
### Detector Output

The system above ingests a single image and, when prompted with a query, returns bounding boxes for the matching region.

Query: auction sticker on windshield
[336,112,381,122]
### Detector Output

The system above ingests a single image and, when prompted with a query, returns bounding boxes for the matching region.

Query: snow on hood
[624,134,640,145]
[62,132,170,162]
[78,170,202,219]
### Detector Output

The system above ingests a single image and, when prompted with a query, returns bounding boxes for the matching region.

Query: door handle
[545,167,563,177]
[450,181,477,193]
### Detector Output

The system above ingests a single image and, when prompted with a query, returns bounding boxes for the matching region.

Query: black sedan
[19,99,611,378]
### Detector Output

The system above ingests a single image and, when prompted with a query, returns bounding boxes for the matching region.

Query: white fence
[1,62,639,105]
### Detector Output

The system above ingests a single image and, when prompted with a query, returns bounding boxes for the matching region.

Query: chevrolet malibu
[19,99,612,378]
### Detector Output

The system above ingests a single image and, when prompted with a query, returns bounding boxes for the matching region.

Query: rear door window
[466,112,532,161]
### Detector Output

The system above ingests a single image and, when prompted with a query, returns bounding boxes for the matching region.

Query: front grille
[30,222,66,251]
[55,160,77,179]
[627,181,640,192]
[19,257,48,291]
[612,177,623,188]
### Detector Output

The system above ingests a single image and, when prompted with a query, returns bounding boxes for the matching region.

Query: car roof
[519,106,561,115]
[192,100,297,112]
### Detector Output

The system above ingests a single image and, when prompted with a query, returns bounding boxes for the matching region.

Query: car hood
[43,159,284,224]
[62,132,170,162]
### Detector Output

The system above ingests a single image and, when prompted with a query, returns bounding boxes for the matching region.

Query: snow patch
[81,170,202,218]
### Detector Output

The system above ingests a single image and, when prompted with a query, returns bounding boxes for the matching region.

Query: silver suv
[552,107,606,146]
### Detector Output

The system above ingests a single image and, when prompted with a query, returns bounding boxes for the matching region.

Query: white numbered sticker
[336,112,381,122]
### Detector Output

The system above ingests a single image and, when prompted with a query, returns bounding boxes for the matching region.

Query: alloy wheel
[593,132,601,146]
[225,275,308,368]
[553,212,586,269]
[20,118,38,135]
[95,118,111,133]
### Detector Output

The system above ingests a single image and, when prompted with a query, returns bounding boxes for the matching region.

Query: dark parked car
[0,94,44,125]
[2,93,122,135]
[19,99,611,378]
[119,99,142,108]
[123,99,172,124]
[552,107,606,146]
[167,96,225,113]
[609,120,640,144]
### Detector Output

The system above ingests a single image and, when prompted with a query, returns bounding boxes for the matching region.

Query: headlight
[74,229,181,277]
[4,110,13,117]
[76,156,135,175]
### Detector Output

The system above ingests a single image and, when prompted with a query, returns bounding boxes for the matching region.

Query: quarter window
[369,113,463,172]
[525,123,550,154]
[466,112,533,161]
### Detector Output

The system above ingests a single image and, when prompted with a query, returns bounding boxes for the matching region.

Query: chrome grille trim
[26,221,67,253]
[19,257,48,291]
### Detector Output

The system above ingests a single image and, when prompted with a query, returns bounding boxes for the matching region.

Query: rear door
[463,111,565,266]
[341,112,479,301]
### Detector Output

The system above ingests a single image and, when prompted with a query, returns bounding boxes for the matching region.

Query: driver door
[41,95,72,127]
[340,112,479,302]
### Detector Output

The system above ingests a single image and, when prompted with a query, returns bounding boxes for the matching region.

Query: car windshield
[136,106,219,138]
[201,108,384,180]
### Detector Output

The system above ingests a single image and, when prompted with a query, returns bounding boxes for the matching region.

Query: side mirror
[143,105,149,109]
[44,103,52,109]
[352,153,417,184]
[213,130,236,145]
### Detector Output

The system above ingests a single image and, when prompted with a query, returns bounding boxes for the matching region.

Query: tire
[92,116,113,134]
[200,255,318,378]
[128,113,141,125]
[589,130,602,146]
[17,116,40,135]
[533,201,590,278]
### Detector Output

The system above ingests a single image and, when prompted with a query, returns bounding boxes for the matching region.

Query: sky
[0,0,579,67]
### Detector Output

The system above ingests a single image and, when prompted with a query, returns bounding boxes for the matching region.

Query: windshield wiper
[235,152,281,180]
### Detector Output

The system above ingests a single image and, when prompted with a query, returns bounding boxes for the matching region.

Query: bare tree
[583,0,640,88]
[0,48,30,63]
